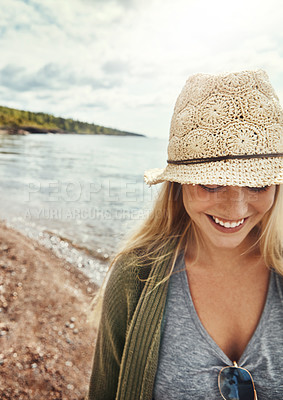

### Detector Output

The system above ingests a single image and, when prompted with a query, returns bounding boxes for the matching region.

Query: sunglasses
[218,362,258,400]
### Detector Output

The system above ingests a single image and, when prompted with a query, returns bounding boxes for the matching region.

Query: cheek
[255,195,275,214]
[182,188,213,217]
[246,188,276,219]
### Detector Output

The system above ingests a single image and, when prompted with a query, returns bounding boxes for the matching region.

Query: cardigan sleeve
[86,254,144,400]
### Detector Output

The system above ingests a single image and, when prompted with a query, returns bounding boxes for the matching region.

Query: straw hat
[144,70,283,187]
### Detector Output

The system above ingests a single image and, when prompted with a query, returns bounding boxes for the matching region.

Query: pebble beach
[0,220,98,399]
[0,133,165,398]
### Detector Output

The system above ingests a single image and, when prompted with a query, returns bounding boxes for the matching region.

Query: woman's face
[182,184,277,250]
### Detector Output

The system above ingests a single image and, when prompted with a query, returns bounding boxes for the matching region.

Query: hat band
[167,153,283,165]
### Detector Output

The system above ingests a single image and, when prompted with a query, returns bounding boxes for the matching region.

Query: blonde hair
[260,185,283,274]
[89,183,283,325]
[89,182,189,324]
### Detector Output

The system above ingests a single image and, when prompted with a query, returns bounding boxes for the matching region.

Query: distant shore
[0,220,98,399]
[0,104,146,137]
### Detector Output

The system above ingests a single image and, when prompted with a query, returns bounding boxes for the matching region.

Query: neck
[185,234,263,275]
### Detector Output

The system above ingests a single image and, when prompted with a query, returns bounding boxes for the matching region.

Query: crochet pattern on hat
[144,70,283,187]
[169,70,283,161]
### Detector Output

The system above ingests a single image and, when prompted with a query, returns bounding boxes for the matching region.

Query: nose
[217,187,249,217]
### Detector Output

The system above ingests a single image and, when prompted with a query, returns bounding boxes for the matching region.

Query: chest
[154,267,283,400]
[186,266,270,361]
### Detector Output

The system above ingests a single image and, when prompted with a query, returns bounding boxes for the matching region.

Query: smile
[211,216,245,228]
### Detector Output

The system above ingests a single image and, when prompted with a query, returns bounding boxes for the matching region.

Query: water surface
[0,133,167,283]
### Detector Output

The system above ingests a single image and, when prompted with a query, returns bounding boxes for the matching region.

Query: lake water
[0,133,167,284]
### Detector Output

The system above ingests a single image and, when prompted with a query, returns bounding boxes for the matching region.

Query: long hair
[89,182,191,324]
[260,185,283,274]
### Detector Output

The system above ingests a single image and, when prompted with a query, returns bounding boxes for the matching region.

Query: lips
[206,214,248,233]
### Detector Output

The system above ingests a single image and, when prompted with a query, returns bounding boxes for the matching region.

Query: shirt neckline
[177,252,274,366]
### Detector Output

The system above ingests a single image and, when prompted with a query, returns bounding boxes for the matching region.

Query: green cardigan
[86,250,174,400]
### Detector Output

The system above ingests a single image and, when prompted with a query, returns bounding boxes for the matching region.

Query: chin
[209,237,247,250]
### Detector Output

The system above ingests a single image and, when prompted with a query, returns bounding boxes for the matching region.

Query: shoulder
[103,251,152,321]
[107,251,151,291]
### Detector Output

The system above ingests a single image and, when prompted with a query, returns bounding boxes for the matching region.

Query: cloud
[0,63,122,92]
[0,0,283,137]
[81,0,141,9]
[102,60,131,75]
[81,101,109,109]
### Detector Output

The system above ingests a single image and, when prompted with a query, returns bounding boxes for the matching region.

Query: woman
[87,70,283,399]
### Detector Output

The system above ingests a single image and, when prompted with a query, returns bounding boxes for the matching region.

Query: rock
[65,361,72,367]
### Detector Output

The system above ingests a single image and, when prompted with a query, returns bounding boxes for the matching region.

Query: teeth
[212,216,245,228]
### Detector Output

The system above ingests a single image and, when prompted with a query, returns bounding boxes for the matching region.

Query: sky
[1,0,283,138]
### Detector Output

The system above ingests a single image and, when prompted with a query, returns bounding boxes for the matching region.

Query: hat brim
[144,158,283,187]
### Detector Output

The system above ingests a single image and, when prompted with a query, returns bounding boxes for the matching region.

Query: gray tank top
[153,253,283,399]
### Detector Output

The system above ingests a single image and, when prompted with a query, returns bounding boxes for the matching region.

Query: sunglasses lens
[219,367,255,400]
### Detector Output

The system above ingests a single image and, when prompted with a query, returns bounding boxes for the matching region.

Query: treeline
[0,105,143,136]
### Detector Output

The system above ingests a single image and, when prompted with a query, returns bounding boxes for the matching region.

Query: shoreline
[4,217,109,286]
[0,126,145,137]
[0,221,98,399]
